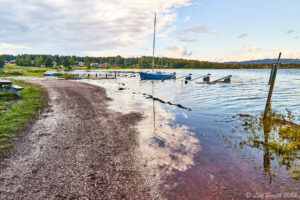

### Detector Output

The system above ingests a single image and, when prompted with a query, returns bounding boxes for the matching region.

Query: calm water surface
[76,69,300,199]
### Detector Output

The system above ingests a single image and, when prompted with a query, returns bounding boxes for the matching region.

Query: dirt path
[0,78,159,200]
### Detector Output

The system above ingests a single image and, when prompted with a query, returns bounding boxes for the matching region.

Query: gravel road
[0,78,159,200]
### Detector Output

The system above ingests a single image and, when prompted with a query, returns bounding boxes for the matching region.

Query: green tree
[69,57,74,66]
[62,57,71,70]
[84,57,91,69]
[16,58,25,66]
[25,56,32,66]
[54,55,61,66]
[45,57,52,67]
[0,56,4,69]
[34,57,42,67]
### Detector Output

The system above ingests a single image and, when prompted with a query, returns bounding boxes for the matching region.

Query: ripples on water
[76,69,300,198]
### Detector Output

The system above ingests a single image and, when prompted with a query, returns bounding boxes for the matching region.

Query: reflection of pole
[264,52,281,119]
[263,122,272,184]
[152,80,156,132]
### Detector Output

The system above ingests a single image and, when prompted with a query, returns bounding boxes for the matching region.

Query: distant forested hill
[226,59,300,64]
[1,54,300,69]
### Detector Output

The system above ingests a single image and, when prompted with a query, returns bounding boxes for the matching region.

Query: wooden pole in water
[268,64,275,85]
[263,52,281,119]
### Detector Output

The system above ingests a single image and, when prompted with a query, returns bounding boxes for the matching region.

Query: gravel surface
[0,78,159,200]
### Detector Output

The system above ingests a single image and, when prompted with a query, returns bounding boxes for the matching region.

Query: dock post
[263,52,281,119]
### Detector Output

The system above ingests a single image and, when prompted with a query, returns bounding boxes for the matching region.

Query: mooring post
[268,64,275,85]
[263,52,281,119]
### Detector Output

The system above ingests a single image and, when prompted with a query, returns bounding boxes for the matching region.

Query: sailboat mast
[152,14,156,71]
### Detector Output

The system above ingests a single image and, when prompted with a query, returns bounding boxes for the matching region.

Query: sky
[0,0,299,62]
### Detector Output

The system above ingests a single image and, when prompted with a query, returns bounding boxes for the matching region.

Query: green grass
[0,64,50,77]
[0,80,47,153]
[0,64,143,78]
[239,110,300,180]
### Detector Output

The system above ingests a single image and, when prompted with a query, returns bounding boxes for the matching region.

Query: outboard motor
[203,76,210,82]
[224,77,231,82]
[185,74,192,81]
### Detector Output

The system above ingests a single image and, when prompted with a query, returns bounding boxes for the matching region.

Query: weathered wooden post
[263,52,281,119]
[268,64,275,85]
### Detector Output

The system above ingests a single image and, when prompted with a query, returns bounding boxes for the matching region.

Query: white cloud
[183,16,190,22]
[266,48,281,53]
[0,42,27,54]
[238,33,248,39]
[162,46,192,58]
[286,30,295,34]
[177,25,219,35]
[177,37,198,43]
[248,46,261,53]
[279,49,300,59]
[0,0,191,55]
[236,42,261,54]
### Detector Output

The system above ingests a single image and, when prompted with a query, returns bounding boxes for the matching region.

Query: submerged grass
[0,80,47,153]
[222,110,300,180]
[240,110,300,180]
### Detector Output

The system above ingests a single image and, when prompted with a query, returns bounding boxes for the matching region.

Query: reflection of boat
[139,14,174,80]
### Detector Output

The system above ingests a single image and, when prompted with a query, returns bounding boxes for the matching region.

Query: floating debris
[143,94,192,111]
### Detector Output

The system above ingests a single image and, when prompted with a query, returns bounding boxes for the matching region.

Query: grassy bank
[0,64,49,77]
[0,80,47,153]
[0,64,139,78]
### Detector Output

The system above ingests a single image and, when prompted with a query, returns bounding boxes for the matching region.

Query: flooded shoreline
[78,68,300,199]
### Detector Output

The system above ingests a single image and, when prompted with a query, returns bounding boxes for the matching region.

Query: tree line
[0,55,4,69]
[1,54,300,69]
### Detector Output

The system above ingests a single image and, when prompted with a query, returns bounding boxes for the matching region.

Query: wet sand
[0,78,159,199]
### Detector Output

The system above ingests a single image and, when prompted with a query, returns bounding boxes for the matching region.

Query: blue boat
[140,14,175,80]
[139,71,175,80]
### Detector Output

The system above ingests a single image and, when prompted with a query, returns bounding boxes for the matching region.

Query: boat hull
[139,72,174,80]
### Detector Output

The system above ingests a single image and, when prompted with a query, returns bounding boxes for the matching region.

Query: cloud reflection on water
[137,100,201,178]
[79,78,201,180]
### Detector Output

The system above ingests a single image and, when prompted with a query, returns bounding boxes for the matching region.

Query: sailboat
[139,14,175,80]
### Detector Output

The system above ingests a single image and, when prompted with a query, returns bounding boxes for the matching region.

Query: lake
[76,69,300,199]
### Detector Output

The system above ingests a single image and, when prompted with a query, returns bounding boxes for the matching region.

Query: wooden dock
[68,71,138,80]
